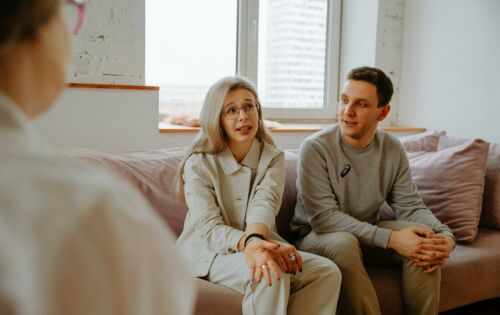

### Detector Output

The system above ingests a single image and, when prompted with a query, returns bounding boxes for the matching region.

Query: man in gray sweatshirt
[291,66,456,315]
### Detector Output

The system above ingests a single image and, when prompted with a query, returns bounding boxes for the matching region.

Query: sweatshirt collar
[337,124,377,153]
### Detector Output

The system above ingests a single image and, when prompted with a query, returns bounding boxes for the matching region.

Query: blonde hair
[176,76,275,202]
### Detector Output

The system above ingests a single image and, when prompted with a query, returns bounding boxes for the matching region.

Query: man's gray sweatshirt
[291,124,453,248]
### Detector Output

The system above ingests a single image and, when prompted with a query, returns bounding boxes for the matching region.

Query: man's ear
[377,104,391,121]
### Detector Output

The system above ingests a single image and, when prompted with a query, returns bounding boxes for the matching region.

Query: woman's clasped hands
[243,238,303,286]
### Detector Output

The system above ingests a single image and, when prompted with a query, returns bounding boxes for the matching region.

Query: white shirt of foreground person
[0,92,196,315]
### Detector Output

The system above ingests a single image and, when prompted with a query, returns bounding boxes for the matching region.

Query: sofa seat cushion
[194,279,242,315]
[368,228,500,314]
[439,228,500,311]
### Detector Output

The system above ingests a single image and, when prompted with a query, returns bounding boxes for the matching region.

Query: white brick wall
[70,0,145,85]
[376,0,405,126]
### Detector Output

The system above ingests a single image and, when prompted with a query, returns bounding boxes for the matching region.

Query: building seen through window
[258,0,328,109]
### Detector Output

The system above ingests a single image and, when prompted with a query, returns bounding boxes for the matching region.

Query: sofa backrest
[57,148,190,236]
[58,139,500,244]
[57,147,301,242]
[276,150,300,242]
[481,142,500,229]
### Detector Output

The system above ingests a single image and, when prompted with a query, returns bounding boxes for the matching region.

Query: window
[146,0,237,119]
[146,0,341,122]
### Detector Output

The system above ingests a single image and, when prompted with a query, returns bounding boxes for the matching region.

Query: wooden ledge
[67,83,159,91]
[381,126,427,133]
[159,123,426,134]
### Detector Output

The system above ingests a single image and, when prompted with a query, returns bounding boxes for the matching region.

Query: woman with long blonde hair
[177,76,341,315]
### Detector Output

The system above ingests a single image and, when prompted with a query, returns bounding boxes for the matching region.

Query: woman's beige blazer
[177,139,285,277]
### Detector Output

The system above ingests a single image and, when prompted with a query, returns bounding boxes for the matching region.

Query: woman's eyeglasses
[222,103,259,120]
[64,0,86,35]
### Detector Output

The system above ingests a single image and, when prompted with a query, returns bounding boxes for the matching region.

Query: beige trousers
[296,221,440,315]
[207,251,342,315]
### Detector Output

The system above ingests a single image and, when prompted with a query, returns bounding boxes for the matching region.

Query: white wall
[70,0,145,84]
[375,0,405,126]
[34,88,313,150]
[339,0,379,83]
[35,88,190,151]
[399,0,500,143]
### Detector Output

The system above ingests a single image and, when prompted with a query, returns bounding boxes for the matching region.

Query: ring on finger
[289,253,296,261]
[261,265,267,271]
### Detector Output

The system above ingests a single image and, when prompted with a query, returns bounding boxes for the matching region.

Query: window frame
[237,0,342,121]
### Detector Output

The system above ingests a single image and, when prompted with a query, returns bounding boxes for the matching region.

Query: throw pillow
[399,130,446,152]
[438,139,500,229]
[407,138,489,242]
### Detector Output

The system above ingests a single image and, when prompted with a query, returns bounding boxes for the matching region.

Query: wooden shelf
[67,83,159,91]
[159,123,426,134]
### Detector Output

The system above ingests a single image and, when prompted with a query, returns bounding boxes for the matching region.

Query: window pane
[146,0,237,117]
[258,0,329,109]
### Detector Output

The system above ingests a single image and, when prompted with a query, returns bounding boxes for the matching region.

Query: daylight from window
[146,0,329,122]
[258,0,328,109]
[146,0,237,120]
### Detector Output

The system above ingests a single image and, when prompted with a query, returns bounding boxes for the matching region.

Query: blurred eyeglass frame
[67,0,86,35]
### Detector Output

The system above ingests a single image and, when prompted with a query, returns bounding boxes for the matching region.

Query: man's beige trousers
[297,221,440,315]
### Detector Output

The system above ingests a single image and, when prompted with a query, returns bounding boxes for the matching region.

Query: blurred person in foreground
[0,1,196,314]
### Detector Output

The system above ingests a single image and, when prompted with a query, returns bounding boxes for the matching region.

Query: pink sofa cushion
[399,130,446,152]
[437,140,500,230]
[407,138,489,242]
[58,148,189,237]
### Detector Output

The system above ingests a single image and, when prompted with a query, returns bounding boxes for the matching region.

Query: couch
[58,133,500,315]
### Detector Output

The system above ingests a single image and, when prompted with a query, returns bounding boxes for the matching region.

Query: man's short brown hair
[347,66,394,107]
